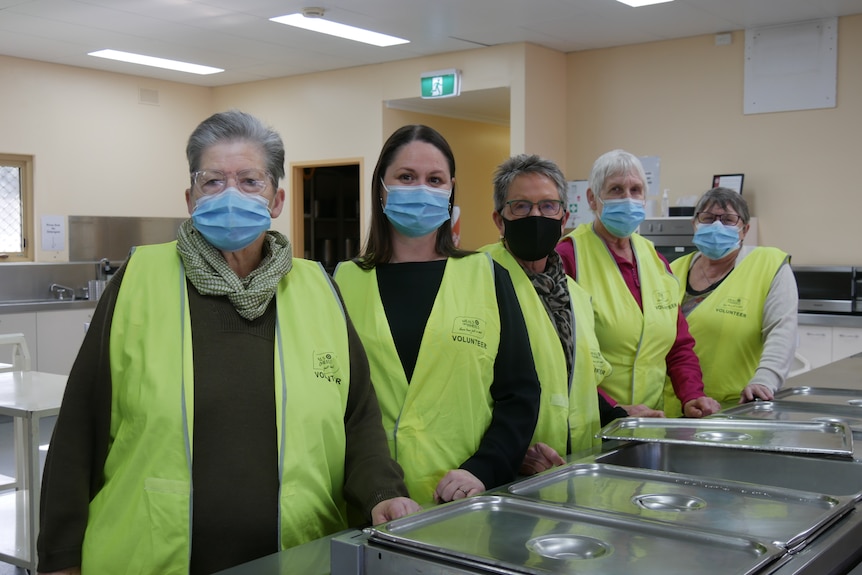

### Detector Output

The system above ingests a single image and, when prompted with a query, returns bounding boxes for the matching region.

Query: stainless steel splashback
[69,216,186,262]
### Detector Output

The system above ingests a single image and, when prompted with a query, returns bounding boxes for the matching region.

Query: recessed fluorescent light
[616,0,674,6]
[88,49,223,75]
[270,12,409,47]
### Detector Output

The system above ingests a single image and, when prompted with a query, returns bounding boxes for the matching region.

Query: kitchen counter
[788,354,862,391]
[0,299,97,314]
[799,313,862,329]
[217,355,862,575]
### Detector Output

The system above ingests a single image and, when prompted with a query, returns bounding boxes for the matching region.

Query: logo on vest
[313,351,342,385]
[715,296,748,318]
[451,316,487,349]
[653,289,678,311]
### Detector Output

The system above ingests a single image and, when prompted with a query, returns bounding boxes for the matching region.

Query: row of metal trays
[360,387,862,575]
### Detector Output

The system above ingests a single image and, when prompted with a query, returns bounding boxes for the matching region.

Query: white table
[0,370,67,572]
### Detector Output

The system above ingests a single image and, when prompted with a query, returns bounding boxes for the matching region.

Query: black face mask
[502,215,564,262]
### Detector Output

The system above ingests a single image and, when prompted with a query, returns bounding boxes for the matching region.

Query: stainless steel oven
[638,217,697,262]
[792,266,856,314]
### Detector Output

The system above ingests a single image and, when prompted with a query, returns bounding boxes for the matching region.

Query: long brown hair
[358,124,472,269]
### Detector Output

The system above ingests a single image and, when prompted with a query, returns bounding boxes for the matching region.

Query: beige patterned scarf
[175,219,292,320]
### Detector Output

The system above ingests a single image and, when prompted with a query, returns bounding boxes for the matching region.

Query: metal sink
[595,441,862,497]
[0,298,95,311]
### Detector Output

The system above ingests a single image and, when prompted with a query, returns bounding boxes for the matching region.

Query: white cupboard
[797,326,833,370]
[0,312,39,370]
[833,327,862,362]
[796,322,862,373]
[0,307,94,375]
[35,309,93,375]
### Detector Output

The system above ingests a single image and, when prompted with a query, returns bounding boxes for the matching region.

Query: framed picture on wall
[711,174,744,194]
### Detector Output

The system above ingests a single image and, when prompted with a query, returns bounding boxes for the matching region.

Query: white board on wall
[744,18,837,115]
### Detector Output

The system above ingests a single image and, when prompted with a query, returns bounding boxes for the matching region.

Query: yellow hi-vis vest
[82,242,350,574]
[334,254,500,505]
[480,242,609,456]
[565,225,679,409]
[663,247,790,415]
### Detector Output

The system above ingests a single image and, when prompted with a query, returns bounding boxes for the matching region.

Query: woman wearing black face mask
[480,154,663,476]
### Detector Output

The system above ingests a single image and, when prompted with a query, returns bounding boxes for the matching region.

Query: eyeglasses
[601,185,645,200]
[191,169,271,196]
[505,199,565,217]
[696,211,742,226]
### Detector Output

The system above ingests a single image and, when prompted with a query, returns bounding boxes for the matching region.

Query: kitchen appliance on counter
[638,217,697,262]
[792,266,857,314]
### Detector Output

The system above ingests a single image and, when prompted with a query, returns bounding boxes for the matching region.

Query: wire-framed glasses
[696,211,741,226]
[505,199,565,217]
[191,169,271,196]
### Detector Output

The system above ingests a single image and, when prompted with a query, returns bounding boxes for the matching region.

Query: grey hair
[589,149,648,198]
[186,110,285,186]
[694,187,750,224]
[492,154,568,212]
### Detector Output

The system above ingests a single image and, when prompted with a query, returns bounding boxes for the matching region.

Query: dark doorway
[299,164,360,273]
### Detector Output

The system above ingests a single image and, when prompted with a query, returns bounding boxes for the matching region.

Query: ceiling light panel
[269,12,409,47]
[88,49,223,75]
[616,0,675,6]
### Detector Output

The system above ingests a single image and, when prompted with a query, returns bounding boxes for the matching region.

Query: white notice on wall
[638,156,661,197]
[41,215,65,251]
[565,180,592,230]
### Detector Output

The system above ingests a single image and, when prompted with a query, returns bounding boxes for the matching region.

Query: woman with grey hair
[480,153,662,475]
[663,187,797,415]
[556,149,720,418]
[37,110,419,575]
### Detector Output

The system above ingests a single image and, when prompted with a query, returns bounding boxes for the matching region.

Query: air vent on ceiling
[139,88,160,106]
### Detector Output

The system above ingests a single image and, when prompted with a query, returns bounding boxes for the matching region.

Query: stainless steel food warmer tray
[715,400,862,433]
[365,495,786,575]
[774,386,862,408]
[597,417,853,456]
[507,463,858,552]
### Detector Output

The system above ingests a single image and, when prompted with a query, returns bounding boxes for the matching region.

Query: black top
[374,258,540,489]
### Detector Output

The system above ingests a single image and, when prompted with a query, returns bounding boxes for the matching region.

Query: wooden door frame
[290,158,363,258]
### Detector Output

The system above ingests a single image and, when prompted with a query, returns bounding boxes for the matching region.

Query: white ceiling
[2,0,861,122]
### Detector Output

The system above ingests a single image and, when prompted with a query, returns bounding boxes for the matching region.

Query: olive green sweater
[38,262,408,574]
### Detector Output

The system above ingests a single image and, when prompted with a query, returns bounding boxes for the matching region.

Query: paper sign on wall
[639,156,661,197]
[41,215,65,251]
[565,180,592,230]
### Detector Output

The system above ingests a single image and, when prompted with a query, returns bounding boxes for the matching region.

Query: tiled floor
[0,415,56,574]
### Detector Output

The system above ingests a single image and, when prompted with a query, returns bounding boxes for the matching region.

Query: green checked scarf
[176,219,292,320]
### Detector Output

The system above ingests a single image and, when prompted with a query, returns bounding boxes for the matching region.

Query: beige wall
[212,42,558,247]
[0,44,538,261]
[0,56,211,261]
[567,14,862,265]
[3,14,861,265]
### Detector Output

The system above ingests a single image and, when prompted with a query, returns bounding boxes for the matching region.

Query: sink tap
[50,283,76,300]
[99,258,112,281]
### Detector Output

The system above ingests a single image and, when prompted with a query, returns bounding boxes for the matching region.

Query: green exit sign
[420,69,461,99]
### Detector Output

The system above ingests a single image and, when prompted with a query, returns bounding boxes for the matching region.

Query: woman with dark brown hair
[335,124,540,506]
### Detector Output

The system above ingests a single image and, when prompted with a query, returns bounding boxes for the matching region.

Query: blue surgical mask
[598,197,646,238]
[192,187,271,251]
[693,220,741,260]
[382,182,451,238]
